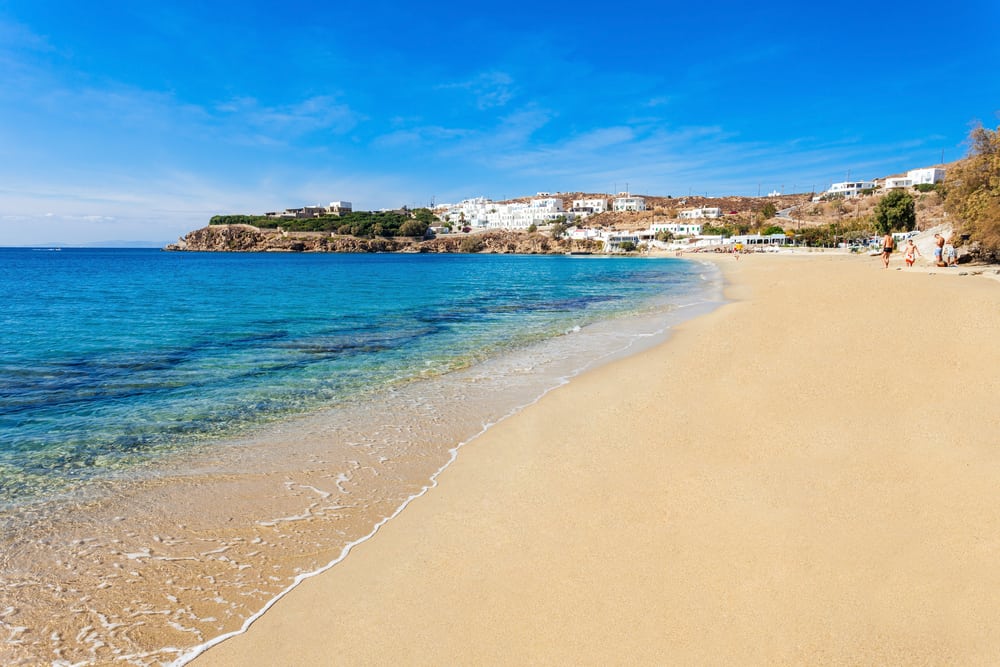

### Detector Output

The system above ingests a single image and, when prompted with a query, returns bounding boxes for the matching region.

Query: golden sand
[195,252,1000,665]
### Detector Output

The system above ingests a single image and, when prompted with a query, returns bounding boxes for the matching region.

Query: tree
[760,202,777,220]
[398,220,428,237]
[761,224,785,236]
[412,208,438,225]
[618,241,637,252]
[945,122,1000,260]
[872,190,916,234]
[527,223,538,233]
[550,222,567,239]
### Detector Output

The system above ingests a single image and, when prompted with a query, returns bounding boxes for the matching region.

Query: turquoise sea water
[1,248,712,506]
[0,247,720,664]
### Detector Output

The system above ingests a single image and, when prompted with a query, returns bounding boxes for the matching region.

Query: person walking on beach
[902,239,921,267]
[881,233,895,269]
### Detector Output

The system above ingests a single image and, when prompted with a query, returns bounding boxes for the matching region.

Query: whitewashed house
[827,181,877,198]
[439,197,481,226]
[907,167,945,185]
[571,198,609,215]
[612,194,646,212]
[651,222,703,237]
[884,176,913,189]
[678,207,722,219]
[604,231,642,252]
[567,226,603,242]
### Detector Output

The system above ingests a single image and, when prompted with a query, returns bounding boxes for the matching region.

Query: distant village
[257,164,945,254]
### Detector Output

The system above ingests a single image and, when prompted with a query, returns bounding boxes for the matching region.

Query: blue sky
[1,1,997,245]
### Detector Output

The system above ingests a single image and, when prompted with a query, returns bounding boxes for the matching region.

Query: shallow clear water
[0,247,721,664]
[0,249,710,505]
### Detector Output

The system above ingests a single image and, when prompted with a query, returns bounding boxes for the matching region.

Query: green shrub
[399,220,428,237]
[873,190,916,234]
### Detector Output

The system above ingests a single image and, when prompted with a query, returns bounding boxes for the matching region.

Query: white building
[883,167,945,190]
[571,198,609,215]
[612,195,646,212]
[907,167,945,185]
[651,222,703,237]
[731,233,790,247]
[265,200,353,219]
[827,181,877,198]
[678,207,722,219]
[884,176,913,189]
[604,231,641,252]
[567,226,604,242]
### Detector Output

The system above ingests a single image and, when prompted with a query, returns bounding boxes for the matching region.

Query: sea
[0,247,722,665]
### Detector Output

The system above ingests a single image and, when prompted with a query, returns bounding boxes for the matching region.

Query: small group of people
[933,233,958,267]
[881,232,958,269]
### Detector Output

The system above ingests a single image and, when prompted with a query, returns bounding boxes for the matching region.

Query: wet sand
[194,252,1000,665]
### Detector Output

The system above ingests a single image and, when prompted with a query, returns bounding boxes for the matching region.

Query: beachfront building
[651,222,703,237]
[567,226,603,242]
[731,233,790,247]
[604,231,641,252]
[571,198,609,215]
[612,194,646,212]
[826,181,877,198]
[678,207,722,219]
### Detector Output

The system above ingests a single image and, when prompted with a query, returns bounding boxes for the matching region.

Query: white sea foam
[167,261,724,666]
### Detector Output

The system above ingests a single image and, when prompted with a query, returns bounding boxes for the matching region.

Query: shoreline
[0,255,722,666]
[195,251,1000,665]
[165,259,726,665]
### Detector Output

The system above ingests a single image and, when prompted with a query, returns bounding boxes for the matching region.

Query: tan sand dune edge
[194,253,1000,666]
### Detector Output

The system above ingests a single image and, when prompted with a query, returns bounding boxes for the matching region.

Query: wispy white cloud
[438,71,517,110]
[215,95,361,140]
[372,125,471,149]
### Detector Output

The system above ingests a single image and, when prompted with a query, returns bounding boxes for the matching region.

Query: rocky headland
[165,225,602,254]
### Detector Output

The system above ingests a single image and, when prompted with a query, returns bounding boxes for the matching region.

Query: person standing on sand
[881,233,895,269]
[902,239,922,267]
[944,238,958,266]
[934,234,946,267]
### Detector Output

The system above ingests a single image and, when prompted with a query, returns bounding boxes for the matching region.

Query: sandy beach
[194,251,1000,665]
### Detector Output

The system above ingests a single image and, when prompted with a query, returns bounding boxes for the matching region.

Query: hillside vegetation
[944,122,1000,261]
[209,208,437,238]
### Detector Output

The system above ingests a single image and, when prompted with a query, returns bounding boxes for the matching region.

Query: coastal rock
[165,225,603,255]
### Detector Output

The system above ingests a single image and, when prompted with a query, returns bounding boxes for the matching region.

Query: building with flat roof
[678,207,722,219]
[612,195,646,212]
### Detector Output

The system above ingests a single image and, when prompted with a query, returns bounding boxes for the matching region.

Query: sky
[1,1,998,246]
